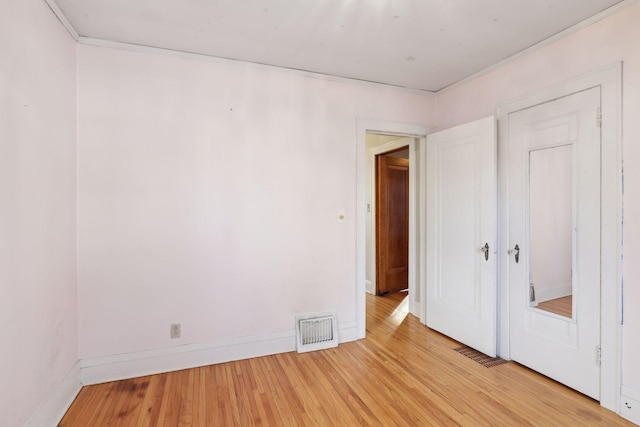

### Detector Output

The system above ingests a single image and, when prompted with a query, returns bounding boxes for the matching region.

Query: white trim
[77,37,435,96]
[337,321,359,343]
[356,119,433,339]
[413,301,422,320]
[534,283,572,303]
[26,361,82,427]
[621,385,640,402]
[418,132,429,325]
[408,138,420,318]
[365,280,373,294]
[81,323,357,385]
[437,0,637,95]
[496,63,622,412]
[43,0,79,41]
[621,386,640,424]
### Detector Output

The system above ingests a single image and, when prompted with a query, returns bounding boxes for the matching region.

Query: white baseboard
[81,322,360,386]
[365,280,373,294]
[338,321,358,343]
[81,330,296,385]
[621,385,640,425]
[27,361,82,427]
[534,283,572,303]
[411,301,422,318]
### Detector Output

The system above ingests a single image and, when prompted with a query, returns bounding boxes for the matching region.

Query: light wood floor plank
[537,295,573,318]
[60,292,634,426]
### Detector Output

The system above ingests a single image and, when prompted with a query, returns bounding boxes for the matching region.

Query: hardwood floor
[536,295,573,318]
[60,292,632,426]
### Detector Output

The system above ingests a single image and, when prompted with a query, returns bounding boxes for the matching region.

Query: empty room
[3,0,640,425]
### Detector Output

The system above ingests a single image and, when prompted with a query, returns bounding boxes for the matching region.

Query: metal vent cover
[295,312,338,353]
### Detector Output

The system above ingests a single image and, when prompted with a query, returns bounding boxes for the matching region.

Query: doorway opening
[365,133,421,321]
[356,119,432,339]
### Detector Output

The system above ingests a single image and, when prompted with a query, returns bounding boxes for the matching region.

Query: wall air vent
[295,312,338,353]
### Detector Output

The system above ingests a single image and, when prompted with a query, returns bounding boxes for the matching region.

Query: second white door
[508,87,601,400]
[426,116,497,357]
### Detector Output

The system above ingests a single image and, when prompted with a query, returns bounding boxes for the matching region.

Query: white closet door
[508,87,601,400]
[426,116,497,357]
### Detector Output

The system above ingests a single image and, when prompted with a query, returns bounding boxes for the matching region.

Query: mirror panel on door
[528,144,574,318]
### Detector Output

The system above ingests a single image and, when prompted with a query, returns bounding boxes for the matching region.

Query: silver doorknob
[508,244,520,263]
[481,243,489,261]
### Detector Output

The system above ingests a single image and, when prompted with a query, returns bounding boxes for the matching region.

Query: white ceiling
[53,0,623,91]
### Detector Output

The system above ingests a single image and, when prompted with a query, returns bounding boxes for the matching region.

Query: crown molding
[436,0,638,95]
[77,37,435,96]
[44,0,79,41]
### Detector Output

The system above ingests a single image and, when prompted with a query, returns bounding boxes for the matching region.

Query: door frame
[356,119,433,339]
[496,63,622,411]
[370,140,412,297]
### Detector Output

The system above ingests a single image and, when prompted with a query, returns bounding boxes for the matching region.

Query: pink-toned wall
[436,2,640,390]
[0,0,78,425]
[6,2,640,423]
[76,44,436,359]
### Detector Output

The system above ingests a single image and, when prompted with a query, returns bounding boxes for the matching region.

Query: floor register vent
[295,312,338,353]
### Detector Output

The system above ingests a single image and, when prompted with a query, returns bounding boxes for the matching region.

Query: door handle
[481,243,489,261]
[508,244,520,263]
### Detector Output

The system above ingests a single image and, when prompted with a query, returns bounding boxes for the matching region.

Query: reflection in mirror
[528,145,573,318]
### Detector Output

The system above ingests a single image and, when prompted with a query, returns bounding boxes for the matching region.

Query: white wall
[76,44,435,364]
[436,2,640,391]
[0,0,79,425]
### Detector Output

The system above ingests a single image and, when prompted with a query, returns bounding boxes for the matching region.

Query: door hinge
[596,345,602,366]
[596,107,602,128]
